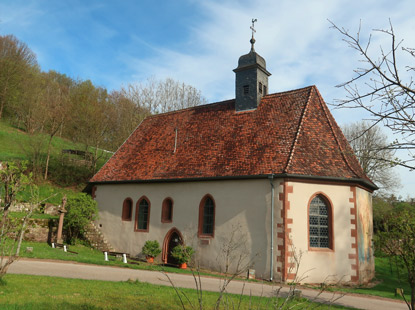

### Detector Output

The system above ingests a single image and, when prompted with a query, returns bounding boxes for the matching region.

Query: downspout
[268,174,275,281]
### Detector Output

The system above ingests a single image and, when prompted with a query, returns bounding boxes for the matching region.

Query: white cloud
[121,0,415,196]
[1,0,414,197]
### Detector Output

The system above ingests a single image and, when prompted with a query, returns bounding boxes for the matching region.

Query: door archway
[162,227,183,264]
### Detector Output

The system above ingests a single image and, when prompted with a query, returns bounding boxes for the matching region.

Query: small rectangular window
[243,85,249,95]
[122,198,133,221]
[264,85,267,95]
[259,82,263,94]
[161,198,173,223]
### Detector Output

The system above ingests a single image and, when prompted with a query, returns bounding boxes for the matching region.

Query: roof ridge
[145,99,235,119]
[264,85,315,99]
[145,85,316,120]
[312,87,362,178]
[283,86,314,173]
[90,117,146,182]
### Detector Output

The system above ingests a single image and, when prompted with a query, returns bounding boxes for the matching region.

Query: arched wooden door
[162,228,183,265]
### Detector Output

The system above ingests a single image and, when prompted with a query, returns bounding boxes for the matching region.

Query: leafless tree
[330,20,415,169]
[123,77,207,115]
[107,90,150,150]
[66,80,113,172]
[163,239,345,310]
[342,121,400,192]
[39,71,73,180]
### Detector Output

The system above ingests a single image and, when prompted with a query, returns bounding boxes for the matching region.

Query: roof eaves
[85,173,378,192]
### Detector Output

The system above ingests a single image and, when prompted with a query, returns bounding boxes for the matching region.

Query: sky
[0,0,414,198]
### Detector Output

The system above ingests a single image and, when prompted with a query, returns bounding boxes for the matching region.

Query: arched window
[309,195,332,249]
[135,197,150,232]
[198,195,215,238]
[122,198,133,221]
[161,198,173,223]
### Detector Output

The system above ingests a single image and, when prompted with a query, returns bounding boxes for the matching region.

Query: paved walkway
[9,258,407,310]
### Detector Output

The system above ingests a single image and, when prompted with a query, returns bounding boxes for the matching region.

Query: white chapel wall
[94,179,277,278]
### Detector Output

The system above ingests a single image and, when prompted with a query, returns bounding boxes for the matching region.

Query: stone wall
[22,218,113,251]
[23,218,60,243]
[83,222,114,252]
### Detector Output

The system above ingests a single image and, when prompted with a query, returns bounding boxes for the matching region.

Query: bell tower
[233,19,271,112]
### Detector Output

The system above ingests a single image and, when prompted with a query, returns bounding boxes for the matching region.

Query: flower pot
[179,262,187,269]
[146,256,154,263]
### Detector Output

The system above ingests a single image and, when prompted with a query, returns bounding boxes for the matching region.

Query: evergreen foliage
[64,193,98,244]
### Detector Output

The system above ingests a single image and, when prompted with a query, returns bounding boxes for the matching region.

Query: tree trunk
[44,134,54,180]
[411,282,414,310]
[0,100,4,120]
[93,143,99,173]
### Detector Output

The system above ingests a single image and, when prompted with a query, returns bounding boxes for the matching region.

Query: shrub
[64,193,98,244]
[47,159,94,187]
[142,240,161,258]
[171,244,194,264]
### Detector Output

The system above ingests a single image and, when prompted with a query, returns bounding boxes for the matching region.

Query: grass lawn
[0,119,112,203]
[0,274,354,310]
[19,241,412,303]
[314,256,411,302]
[18,241,208,276]
[0,120,82,162]
[16,183,79,206]
[10,212,59,220]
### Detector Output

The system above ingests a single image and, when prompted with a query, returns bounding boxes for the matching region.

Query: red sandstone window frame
[121,197,133,221]
[307,193,334,252]
[198,194,215,238]
[161,197,173,223]
[135,196,151,232]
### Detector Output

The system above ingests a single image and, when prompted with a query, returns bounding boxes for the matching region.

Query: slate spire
[233,19,271,112]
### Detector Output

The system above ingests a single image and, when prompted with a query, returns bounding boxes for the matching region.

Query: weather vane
[250,18,257,51]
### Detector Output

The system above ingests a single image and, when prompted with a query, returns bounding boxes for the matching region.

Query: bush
[64,193,98,244]
[47,159,94,187]
[171,245,194,264]
[142,240,161,258]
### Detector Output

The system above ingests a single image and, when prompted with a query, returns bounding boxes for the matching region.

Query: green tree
[376,209,415,309]
[64,193,98,244]
[0,35,38,120]
[0,161,35,280]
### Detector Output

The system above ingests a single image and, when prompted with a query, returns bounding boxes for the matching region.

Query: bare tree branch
[329,20,415,170]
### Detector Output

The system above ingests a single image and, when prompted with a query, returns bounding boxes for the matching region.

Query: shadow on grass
[1,302,102,310]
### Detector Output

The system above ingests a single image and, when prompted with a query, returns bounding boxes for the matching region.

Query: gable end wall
[284,181,370,284]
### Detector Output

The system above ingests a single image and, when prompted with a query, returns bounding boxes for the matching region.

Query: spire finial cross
[250,18,257,38]
[250,18,257,52]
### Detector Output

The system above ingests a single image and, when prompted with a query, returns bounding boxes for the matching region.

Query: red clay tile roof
[90,85,374,187]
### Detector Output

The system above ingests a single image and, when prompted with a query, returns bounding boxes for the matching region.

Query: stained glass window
[136,198,149,231]
[309,195,330,248]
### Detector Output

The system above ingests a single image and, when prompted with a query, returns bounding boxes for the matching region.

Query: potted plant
[171,244,194,269]
[142,240,161,263]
